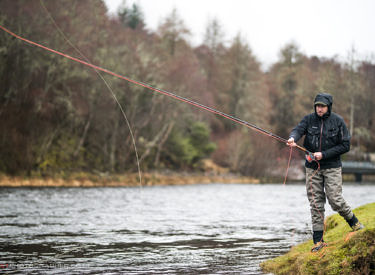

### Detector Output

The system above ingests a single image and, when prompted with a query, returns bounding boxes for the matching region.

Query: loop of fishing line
[39,0,142,187]
[0,15,315,189]
[0,23,305,150]
[283,146,293,185]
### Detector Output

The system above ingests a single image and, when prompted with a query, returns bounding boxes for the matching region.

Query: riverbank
[260,202,375,274]
[0,171,259,187]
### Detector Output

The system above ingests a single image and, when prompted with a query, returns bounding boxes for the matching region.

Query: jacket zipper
[319,119,324,152]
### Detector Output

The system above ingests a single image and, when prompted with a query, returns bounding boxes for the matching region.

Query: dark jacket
[289,93,351,169]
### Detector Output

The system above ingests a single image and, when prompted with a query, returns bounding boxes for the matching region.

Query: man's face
[315,104,328,117]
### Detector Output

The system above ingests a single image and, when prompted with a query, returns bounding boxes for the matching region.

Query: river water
[0,183,374,274]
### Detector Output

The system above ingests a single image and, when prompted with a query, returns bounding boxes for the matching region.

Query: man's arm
[289,115,309,143]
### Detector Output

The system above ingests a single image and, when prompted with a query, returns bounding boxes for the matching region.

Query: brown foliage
[0,1,374,177]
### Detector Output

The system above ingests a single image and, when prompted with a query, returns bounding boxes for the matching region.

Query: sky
[104,0,375,68]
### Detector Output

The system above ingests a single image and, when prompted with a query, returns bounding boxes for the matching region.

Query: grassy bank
[261,202,375,274]
[0,172,259,187]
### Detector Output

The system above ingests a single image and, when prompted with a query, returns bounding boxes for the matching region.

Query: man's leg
[306,168,326,244]
[323,167,364,230]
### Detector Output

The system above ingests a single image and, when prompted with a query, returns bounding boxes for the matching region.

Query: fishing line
[0,23,311,154]
[39,0,142,187]
[0,9,330,256]
[283,146,293,185]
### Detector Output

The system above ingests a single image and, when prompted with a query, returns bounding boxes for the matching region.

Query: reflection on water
[0,183,374,274]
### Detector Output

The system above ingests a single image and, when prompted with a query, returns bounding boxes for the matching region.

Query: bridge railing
[342,161,375,182]
[298,161,375,182]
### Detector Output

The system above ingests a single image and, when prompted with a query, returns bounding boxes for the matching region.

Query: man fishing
[287,93,364,252]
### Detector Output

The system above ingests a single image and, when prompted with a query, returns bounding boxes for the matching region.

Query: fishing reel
[306,152,315,163]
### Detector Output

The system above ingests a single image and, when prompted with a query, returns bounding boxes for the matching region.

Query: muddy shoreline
[0,172,259,187]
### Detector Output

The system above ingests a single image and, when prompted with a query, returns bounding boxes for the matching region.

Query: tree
[356,61,375,151]
[268,42,303,139]
[163,121,215,169]
[195,18,228,133]
[118,0,145,30]
[344,47,361,137]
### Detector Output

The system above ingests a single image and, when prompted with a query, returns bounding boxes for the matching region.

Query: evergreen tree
[118,0,144,29]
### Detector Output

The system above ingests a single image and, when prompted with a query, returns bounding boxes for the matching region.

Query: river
[0,183,374,274]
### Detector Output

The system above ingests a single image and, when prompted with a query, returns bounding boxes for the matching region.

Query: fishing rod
[0,24,313,158]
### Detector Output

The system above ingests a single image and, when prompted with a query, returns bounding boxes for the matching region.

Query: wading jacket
[289,93,351,170]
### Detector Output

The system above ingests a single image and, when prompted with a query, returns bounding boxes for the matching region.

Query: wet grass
[260,202,375,274]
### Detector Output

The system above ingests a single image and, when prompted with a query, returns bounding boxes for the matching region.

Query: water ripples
[0,183,374,274]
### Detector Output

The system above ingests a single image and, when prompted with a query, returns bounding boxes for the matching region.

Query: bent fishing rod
[0,24,313,157]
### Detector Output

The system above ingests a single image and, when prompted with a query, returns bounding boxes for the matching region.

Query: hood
[314,93,332,118]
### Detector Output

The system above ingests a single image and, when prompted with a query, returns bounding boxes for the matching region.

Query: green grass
[260,202,375,275]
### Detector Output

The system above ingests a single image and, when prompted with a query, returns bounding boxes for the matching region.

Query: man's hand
[287,137,296,147]
[313,152,323,160]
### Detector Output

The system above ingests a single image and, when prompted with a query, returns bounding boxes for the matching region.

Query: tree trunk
[74,114,91,157]
[154,121,174,167]
[139,123,169,163]
[109,114,120,172]
[350,95,354,137]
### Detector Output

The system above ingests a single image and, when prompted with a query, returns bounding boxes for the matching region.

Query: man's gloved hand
[313,152,323,160]
[306,152,322,162]
[287,137,296,147]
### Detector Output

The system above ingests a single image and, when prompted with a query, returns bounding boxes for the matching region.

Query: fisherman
[287,93,364,252]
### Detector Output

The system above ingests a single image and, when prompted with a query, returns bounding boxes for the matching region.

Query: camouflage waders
[306,167,353,231]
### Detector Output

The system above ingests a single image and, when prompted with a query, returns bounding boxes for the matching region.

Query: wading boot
[346,214,365,231]
[351,222,365,231]
[311,230,327,252]
[311,241,327,252]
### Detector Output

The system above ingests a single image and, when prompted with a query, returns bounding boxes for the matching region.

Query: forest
[0,0,374,179]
